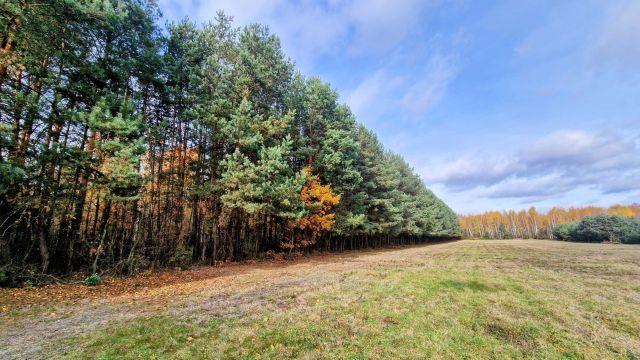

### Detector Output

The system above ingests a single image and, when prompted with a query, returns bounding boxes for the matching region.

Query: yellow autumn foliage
[286,167,340,249]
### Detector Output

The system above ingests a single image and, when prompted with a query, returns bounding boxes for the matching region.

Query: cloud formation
[424,129,640,199]
[346,51,458,123]
[520,130,634,169]
[425,156,521,190]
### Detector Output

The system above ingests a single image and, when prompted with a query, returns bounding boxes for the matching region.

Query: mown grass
[51,240,640,359]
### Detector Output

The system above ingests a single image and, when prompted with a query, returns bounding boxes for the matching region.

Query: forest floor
[1,239,640,359]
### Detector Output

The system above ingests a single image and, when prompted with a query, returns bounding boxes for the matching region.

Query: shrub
[84,273,101,286]
[0,264,41,287]
[554,215,640,243]
[618,217,640,244]
[553,222,578,241]
[168,246,192,270]
[570,215,612,242]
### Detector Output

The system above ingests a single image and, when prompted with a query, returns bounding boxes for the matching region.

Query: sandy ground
[0,240,460,358]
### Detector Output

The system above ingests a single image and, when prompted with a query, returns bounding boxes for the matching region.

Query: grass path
[2,240,640,359]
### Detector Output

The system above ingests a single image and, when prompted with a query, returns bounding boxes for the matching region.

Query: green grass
[51,240,640,359]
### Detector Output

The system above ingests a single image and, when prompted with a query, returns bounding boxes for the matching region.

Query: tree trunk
[0,14,21,81]
[38,216,49,273]
[92,198,112,274]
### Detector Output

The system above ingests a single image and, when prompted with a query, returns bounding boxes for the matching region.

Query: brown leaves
[0,265,232,310]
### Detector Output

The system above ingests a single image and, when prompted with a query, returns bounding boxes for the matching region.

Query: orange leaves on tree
[141,146,199,194]
[286,167,340,250]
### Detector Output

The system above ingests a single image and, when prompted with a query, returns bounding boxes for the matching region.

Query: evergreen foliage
[552,222,578,241]
[553,215,640,244]
[0,1,460,282]
[84,273,101,286]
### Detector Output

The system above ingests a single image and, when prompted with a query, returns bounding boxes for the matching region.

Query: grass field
[2,240,640,359]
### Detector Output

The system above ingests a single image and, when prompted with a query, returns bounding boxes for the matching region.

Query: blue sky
[158,0,640,214]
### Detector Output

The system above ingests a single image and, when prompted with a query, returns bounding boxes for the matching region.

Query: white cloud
[592,0,640,73]
[423,129,640,200]
[520,130,626,164]
[346,69,402,122]
[400,54,457,113]
[347,52,457,123]
[346,0,430,55]
[601,170,640,194]
[480,174,577,199]
[423,156,520,190]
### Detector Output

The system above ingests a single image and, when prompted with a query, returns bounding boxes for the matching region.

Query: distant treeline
[0,1,460,284]
[459,205,640,240]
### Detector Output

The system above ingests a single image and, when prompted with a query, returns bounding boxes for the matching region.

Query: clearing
[1,240,640,359]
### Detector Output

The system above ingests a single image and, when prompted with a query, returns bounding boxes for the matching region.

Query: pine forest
[0,1,460,280]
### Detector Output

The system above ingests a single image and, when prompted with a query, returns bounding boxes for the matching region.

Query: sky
[158,0,640,214]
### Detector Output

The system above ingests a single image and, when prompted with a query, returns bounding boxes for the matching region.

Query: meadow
[1,239,639,359]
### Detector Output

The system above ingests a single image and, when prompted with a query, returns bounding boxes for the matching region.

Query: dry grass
[2,240,640,359]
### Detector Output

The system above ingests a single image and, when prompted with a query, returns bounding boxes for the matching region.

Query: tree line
[459,205,640,240]
[0,0,460,283]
